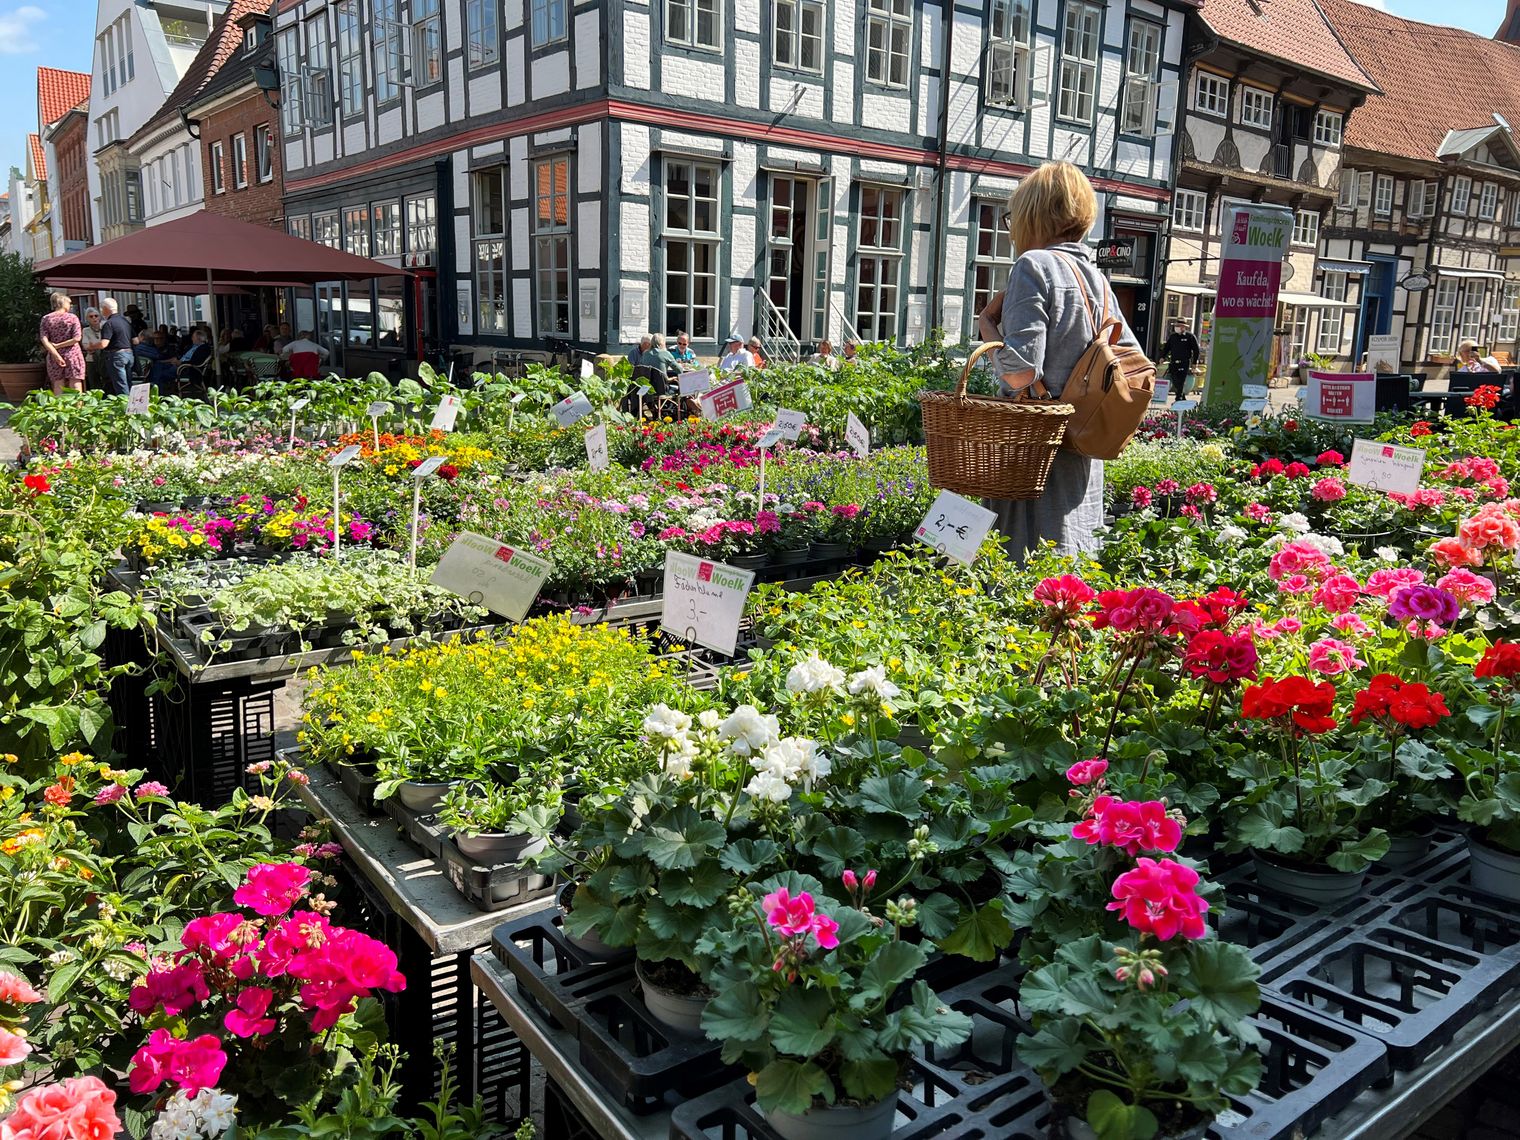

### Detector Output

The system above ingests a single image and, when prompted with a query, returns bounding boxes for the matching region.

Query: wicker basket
[918,342,1074,501]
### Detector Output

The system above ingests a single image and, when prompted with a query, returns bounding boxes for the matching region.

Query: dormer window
[243,18,271,54]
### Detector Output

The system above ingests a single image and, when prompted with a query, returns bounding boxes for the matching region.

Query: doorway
[767,175,832,344]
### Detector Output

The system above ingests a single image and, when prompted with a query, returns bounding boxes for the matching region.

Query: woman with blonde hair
[977,161,1141,560]
[39,292,86,395]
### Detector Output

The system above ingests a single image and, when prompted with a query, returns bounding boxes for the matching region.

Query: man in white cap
[719,331,754,373]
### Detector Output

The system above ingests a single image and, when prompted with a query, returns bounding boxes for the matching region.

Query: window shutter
[1152,78,1178,137]
[1029,43,1053,106]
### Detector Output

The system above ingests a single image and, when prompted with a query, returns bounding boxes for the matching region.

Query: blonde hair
[1457,338,1479,356]
[49,292,70,310]
[1007,162,1098,254]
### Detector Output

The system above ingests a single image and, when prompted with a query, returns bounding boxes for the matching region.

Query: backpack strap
[1050,249,1121,344]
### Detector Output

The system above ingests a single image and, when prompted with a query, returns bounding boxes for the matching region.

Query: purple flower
[1388,585,1460,627]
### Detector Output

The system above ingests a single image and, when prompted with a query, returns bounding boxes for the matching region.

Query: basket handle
[963,341,1049,400]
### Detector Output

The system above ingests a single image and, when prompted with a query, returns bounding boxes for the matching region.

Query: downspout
[929,0,953,343]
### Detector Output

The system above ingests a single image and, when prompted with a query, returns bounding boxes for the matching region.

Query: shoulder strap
[1049,250,1114,338]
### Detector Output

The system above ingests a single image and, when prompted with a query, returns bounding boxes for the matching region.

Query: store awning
[1316,259,1373,275]
[1278,290,1360,308]
[1166,283,1216,297]
[1433,267,1506,280]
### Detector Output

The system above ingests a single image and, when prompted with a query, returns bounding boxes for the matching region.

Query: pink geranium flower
[224,986,278,1038]
[1314,573,1362,615]
[128,1030,228,1095]
[1065,758,1110,785]
[1437,568,1497,606]
[1365,567,1425,599]
[1073,796,1182,856]
[233,862,312,917]
[2,1076,120,1140]
[1107,858,1209,941]
[0,971,43,1005]
[0,1025,31,1066]
[1308,637,1365,677]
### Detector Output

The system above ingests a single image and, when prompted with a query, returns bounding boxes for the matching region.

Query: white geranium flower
[785,653,846,695]
[1217,524,1247,545]
[1375,546,1401,563]
[1278,512,1311,534]
[697,709,722,731]
[847,665,901,700]
[662,736,699,779]
[719,705,781,756]
[198,1091,238,1135]
[642,704,692,741]
[1300,532,1345,557]
[744,771,793,803]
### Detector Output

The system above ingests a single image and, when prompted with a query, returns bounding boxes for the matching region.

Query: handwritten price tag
[430,532,552,623]
[846,412,870,458]
[699,378,752,421]
[291,397,312,413]
[579,357,594,380]
[585,423,609,471]
[1242,384,1269,399]
[914,490,996,566]
[327,444,361,468]
[430,394,462,432]
[1240,399,1269,413]
[127,383,151,415]
[1348,438,1425,495]
[775,408,806,440]
[660,551,755,656]
[552,391,594,426]
[678,369,713,396]
[412,455,447,480]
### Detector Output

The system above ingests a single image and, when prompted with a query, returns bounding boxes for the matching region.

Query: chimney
[1499,0,1520,44]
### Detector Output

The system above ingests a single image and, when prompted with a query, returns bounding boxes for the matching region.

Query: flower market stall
[4,355,1520,1139]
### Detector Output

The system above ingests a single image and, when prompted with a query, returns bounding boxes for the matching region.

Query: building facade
[274,0,1192,375]
[37,69,95,258]
[1160,0,1375,378]
[189,10,284,231]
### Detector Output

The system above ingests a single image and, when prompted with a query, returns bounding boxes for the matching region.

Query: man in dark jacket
[1163,319,1202,396]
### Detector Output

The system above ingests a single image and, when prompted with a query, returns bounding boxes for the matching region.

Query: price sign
[585,423,609,471]
[291,397,312,412]
[699,378,752,421]
[775,408,807,440]
[660,551,755,656]
[679,369,713,396]
[430,394,462,432]
[579,357,594,380]
[1242,384,1269,399]
[366,400,392,417]
[1348,438,1425,495]
[1240,399,1269,413]
[327,444,361,468]
[1172,399,1198,413]
[431,532,553,622]
[552,391,594,427]
[509,392,528,405]
[757,426,787,450]
[1149,378,1170,406]
[914,490,996,566]
[127,383,151,415]
[412,455,447,480]
[846,412,870,458]
[636,383,653,397]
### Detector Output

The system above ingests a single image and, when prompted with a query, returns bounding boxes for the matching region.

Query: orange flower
[1,828,45,856]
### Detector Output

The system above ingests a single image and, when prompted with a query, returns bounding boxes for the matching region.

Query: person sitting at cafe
[746,336,767,369]
[137,331,181,388]
[1455,338,1499,373]
[272,322,293,355]
[719,332,754,372]
[627,334,652,368]
[808,339,840,370]
[672,332,698,366]
[640,332,679,377]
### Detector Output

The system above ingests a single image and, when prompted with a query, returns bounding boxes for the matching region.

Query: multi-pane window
[466,0,500,66]
[1374,175,1393,217]
[865,0,911,88]
[985,0,1030,108]
[406,195,437,256]
[1057,3,1101,123]
[338,2,363,118]
[414,0,443,86]
[1292,209,1319,247]
[473,168,508,332]
[255,125,273,183]
[121,16,134,82]
[1291,306,1310,362]
[278,29,303,132]
[1480,182,1498,221]
[854,185,904,342]
[971,200,1013,330]
[372,202,402,257]
[1313,110,1343,146]
[534,157,572,336]
[1317,271,1347,353]
[1408,179,1428,219]
[343,206,371,256]
[1119,20,1161,134]
[1171,188,1206,231]
[1513,194,1520,226]
[289,215,312,242]
[532,0,569,47]
[774,0,824,73]
[374,0,402,104]
[1460,285,1485,343]
[304,14,333,126]
[1357,171,1373,208]
[313,211,341,248]
[1239,87,1272,129]
[1338,168,1357,208]
[663,161,721,340]
[1430,278,1458,355]
[669,0,720,49]
[209,142,225,194]
[1500,282,1520,344]
[125,169,142,223]
[1453,176,1471,214]
[232,134,248,189]
[1194,71,1228,116]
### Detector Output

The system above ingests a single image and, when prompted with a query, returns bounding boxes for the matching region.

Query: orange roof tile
[1320,0,1520,164]
[37,67,91,131]
[27,133,45,182]
[1198,0,1376,93]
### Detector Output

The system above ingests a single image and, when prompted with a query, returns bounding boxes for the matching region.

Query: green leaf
[839,1056,900,1104]
[660,861,730,907]
[1233,810,1305,855]
[640,810,726,870]
[855,940,926,1006]
[754,1059,832,1115]
[721,839,780,875]
[1327,830,1389,872]
[938,899,1013,961]
[809,826,866,875]
[700,980,766,1043]
[1017,1019,1089,1075]
[769,987,837,1057]
[914,893,959,939]
[1088,1089,1159,1140]
[857,773,927,817]
[1176,941,1260,1024]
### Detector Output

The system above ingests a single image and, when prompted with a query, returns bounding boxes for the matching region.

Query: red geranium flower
[1241,675,1337,734]
[1410,421,1433,438]
[1182,630,1258,684]
[1476,642,1520,681]
[22,473,49,495]
[1350,673,1449,730]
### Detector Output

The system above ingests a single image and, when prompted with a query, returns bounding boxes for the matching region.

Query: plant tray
[323,760,381,815]
[490,908,733,1113]
[382,800,556,914]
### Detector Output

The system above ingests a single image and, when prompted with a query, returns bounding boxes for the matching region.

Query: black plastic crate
[324,759,381,814]
[491,908,631,1031]
[146,673,281,804]
[383,799,557,913]
[103,620,158,761]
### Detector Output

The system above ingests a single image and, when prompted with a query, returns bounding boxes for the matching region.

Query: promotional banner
[1204,205,1292,410]
[1306,371,1376,425]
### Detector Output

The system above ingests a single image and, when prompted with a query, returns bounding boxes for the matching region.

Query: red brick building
[186,8,281,230]
[37,67,93,253]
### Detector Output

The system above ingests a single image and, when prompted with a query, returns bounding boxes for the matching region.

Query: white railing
[829,296,863,348]
[753,289,803,364]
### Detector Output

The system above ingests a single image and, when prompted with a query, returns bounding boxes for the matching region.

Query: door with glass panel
[767,176,832,344]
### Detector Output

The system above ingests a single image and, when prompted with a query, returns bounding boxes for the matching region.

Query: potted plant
[1451,642,1520,899]
[699,871,972,1140]
[0,250,50,402]
[1348,673,1452,869]
[437,774,560,864]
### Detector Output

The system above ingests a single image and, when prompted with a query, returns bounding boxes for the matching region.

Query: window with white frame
[1374,174,1393,217]
[1317,271,1348,352]
[854,185,904,342]
[1480,181,1498,220]
[1512,193,1520,226]
[1291,306,1310,361]
[125,169,141,223]
[406,195,437,256]
[971,199,1013,331]
[473,168,507,332]
[986,0,1031,107]
[278,29,303,132]
[466,0,500,66]
[232,134,248,189]
[865,0,911,87]
[1358,171,1372,208]
[1292,209,1319,246]
[1165,292,1197,328]
[1172,188,1206,231]
[1194,71,1228,117]
[121,16,134,83]
[255,125,273,183]
[337,2,363,118]
[1338,168,1357,208]
[209,142,224,195]
[1239,86,1273,129]
[289,215,312,242]
[1500,281,1520,344]
[1460,284,1486,343]
[1057,2,1101,123]
[532,0,569,48]
[313,211,340,248]
[1408,179,1428,219]
[1120,20,1161,135]
[343,206,370,256]
[1313,110,1342,146]
[663,161,720,340]
[1453,176,1471,214]
[774,0,824,73]
[303,14,333,127]
[372,201,402,257]
[534,157,572,336]
[1430,278,1458,355]
[414,0,443,86]
[374,0,402,104]
[669,0,720,49]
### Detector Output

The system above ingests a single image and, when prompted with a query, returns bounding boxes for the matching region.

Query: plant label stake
[678,369,713,397]
[1348,438,1425,495]
[127,382,151,416]
[774,408,806,441]
[430,394,462,433]
[288,397,311,448]
[552,391,593,427]
[366,400,392,449]
[580,357,594,380]
[409,455,447,571]
[755,424,787,519]
[1171,398,1198,439]
[846,412,870,457]
[584,423,609,472]
[660,551,755,657]
[914,490,996,566]
[431,531,552,622]
[508,390,527,431]
[327,444,361,559]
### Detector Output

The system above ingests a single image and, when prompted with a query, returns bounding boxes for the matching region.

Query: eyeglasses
[999,209,1011,231]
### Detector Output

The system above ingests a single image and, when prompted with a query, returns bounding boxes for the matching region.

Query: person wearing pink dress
[39,292,85,395]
